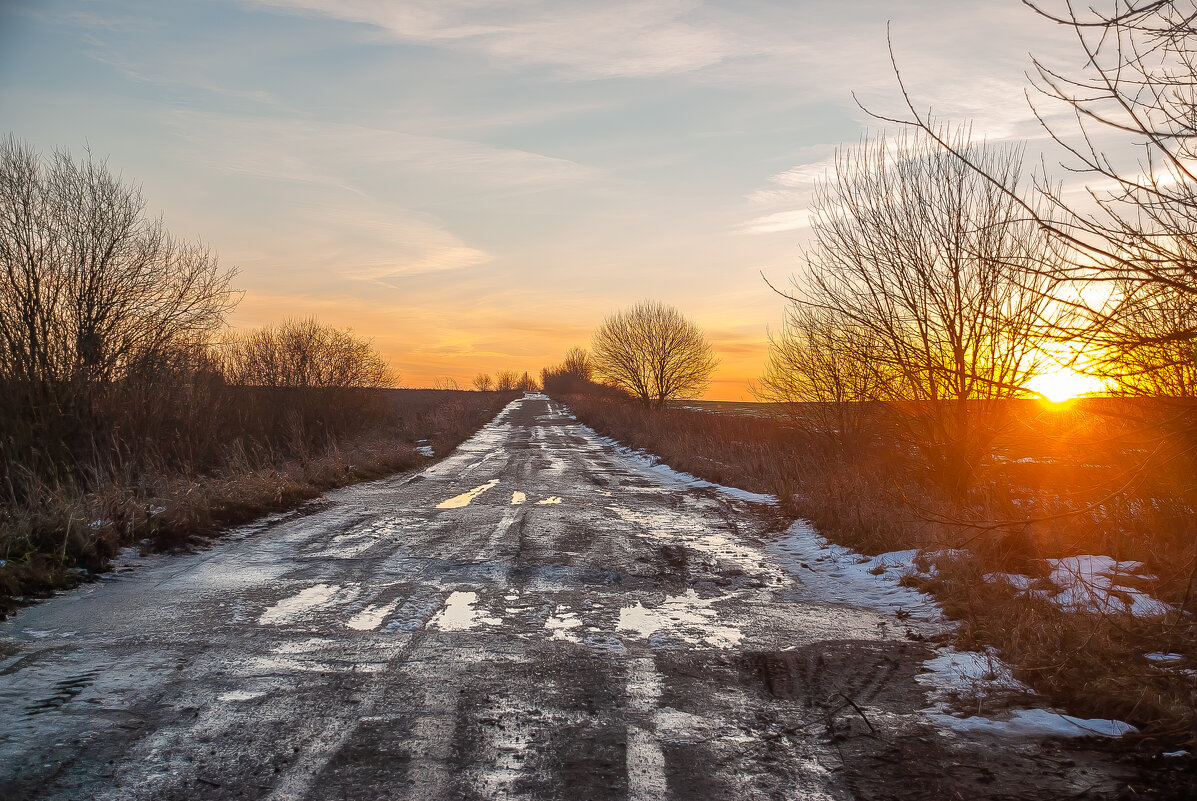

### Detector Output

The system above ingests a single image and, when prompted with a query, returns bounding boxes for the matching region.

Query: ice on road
[0,397,1131,800]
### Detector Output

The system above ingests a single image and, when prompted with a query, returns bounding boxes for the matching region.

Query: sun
[1026,368,1104,404]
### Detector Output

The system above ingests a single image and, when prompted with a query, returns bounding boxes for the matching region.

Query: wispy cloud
[164,110,598,193]
[250,0,736,78]
[741,208,813,234]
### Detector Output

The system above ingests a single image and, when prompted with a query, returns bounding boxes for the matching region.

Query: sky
[0,0,1081,398]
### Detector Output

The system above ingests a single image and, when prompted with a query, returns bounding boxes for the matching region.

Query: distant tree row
[471,370,538,392]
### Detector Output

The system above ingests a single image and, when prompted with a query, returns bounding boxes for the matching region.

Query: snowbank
[985,555,1173,618]
[769,522,1138,739]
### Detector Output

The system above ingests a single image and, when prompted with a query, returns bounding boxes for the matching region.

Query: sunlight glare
[1027,369,1104,404]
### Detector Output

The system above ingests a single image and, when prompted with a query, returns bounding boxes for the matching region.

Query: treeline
[470,370,539,393]
[0,136,512,607]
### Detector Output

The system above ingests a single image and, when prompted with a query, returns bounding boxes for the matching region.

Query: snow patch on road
[545,606,583,641]
[611,504,785,581]
[618,591,743,649]
[259,583,357,625]
[318,530,378,558]
[347,599,402,631]
[430,591,501,631]
[766,521,938,621]
[585,431,777,504]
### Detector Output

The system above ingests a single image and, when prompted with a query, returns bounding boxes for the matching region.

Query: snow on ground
[765,521,1147,738]
[916,648,1137,737]
[584,432,777,505]
[928,707,1137,737]
[558,406,1143,738]
[985,555,1174,618]
[765,523,941,624]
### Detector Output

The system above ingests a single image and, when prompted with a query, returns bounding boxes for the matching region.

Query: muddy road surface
[1,397,1140,799]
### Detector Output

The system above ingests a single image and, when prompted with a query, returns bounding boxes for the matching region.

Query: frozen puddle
[347,599,402,631]
[618,590,743,648]
[536,496,562,505]
[545,606,583,641]
[430,591,501,631]
[510,491,526,505]
[259,584,356,625]
[437,479,500,509]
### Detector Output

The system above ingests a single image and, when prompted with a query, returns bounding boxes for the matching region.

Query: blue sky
[0,0,1075,397]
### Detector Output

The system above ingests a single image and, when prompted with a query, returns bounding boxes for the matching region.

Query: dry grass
[0,389,516,615]
[563,393,1197,748]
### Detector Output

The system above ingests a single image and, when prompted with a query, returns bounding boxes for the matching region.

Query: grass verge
[0,390,517,617]
[563,393,1197,750]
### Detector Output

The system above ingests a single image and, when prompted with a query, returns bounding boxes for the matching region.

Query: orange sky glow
[2,1,1081,401]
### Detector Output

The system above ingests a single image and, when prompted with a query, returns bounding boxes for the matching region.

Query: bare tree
[541,346,600,395]
[473,373,494,392]
[591,301,718,407]
[433,376,461,391]
[515,371,539,392]
[876,3,1197,372]
[1096,282,1197,396]
[494,370,519,392]
[753,303,885,451]
[561,346,593,382]
[0,137,237,387]
[782,126,1058,496]
[222,317,392,389]
[0,136,237,479]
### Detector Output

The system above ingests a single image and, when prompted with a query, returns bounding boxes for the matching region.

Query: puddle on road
[436,479,500,509]
[618,591,743,649]
[430,591,501,631]
[544,606,583,642]
[536,496,562,505]
[511,491,526,505]
[218,689,266,702]
[259,584,357,625]
[347,599,402,631]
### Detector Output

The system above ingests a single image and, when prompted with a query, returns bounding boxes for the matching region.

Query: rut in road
[0,396,1132,800]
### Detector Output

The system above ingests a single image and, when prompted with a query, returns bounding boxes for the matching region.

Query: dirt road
[0,396,1139,799]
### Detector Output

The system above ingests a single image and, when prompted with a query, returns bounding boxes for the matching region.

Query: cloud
[250,0,735,78]
[741,208,813,234]
[164,110,598,194]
